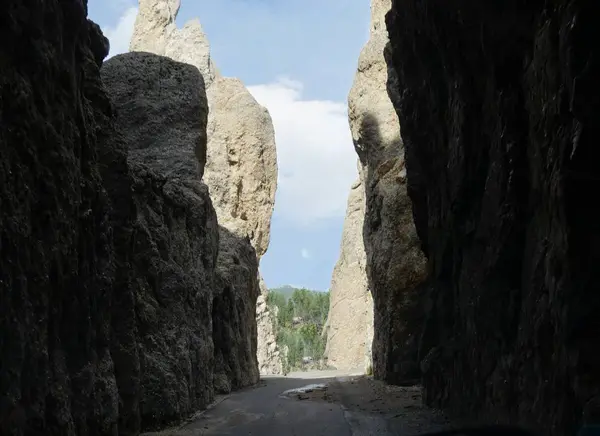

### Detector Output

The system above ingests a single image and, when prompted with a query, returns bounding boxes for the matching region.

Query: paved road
[143,370,450,436]
[186,370,367,435]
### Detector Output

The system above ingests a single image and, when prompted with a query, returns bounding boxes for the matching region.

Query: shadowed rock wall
[0,2,118,434]
[386,1,600,434]
[101,52,220,431]
[0,1,266,432]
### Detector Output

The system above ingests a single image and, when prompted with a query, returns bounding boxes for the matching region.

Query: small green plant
[366,364,373,376]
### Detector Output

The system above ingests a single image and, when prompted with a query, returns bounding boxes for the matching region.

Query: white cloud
[248,78,358,228]
[300,249,311,259]
[96,4,359,228]
[102,6,138,59]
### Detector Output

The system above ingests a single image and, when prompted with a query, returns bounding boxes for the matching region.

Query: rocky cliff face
[385,1,600,434]
[0,0,267,431]
[212,229,260,393]
[204,77,277,258]
[345,0,426,383]
[256,276,285,375]
[130,0,282,376]
[101,52,222,431]
[324,173,373,371]
[0,2,118,434]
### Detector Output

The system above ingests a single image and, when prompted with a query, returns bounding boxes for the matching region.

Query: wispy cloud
[248,78,358,228]
[301,248,311,259]
[102,6,138,58]
[96,5,359,228]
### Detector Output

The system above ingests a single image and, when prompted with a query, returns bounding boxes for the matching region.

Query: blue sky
[89,0,369,290]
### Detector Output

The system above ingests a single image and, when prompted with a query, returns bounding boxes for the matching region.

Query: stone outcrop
[256,276,285,375]
[101,52,223,431]
[212,228,260,393]
[129,0,281,376]
[0,0,266,431]
[345,0,426,383]
[385,1,600,435]
[130,0,218,86]
[204,77,277,258]
[205,77,279,377]
[0,2,118,434]
[324,173,373,371]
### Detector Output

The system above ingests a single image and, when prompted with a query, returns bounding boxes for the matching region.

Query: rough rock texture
[204,77,278,258]
[385,1,600,435]
[130,0,282,376]
[363,290,375,372]
[0,3,118,434]
[212,229,260,393]
[130,1,218,90]
[256,276,285,375]
[130,0,277,257]
[0,1,262,433]
[324,174,373,371]
[205,75,279,377]
[101,52,221,431]
[347,0,426,383]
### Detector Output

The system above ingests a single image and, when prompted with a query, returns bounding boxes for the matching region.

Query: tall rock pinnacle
[129,0,283,375]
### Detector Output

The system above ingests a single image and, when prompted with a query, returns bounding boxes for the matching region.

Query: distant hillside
[269,285,325,301]
[268,285,296,301]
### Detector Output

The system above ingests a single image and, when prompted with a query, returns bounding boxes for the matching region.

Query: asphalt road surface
[142,370,451,436]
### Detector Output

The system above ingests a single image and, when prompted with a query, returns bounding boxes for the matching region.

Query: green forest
[266,286,330,372]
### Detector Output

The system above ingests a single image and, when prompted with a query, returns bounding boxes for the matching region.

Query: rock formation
[212,228,260,393]
[0,3,118,433]
[324,172,373,371]
[0,0,269,431]
[101,52,225,431]
[129,0,282,376]
[385,0,600,435]
[342,0,426,383]
[204,77,277,258]
[130,0,218,86]
[256,276,285,375]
